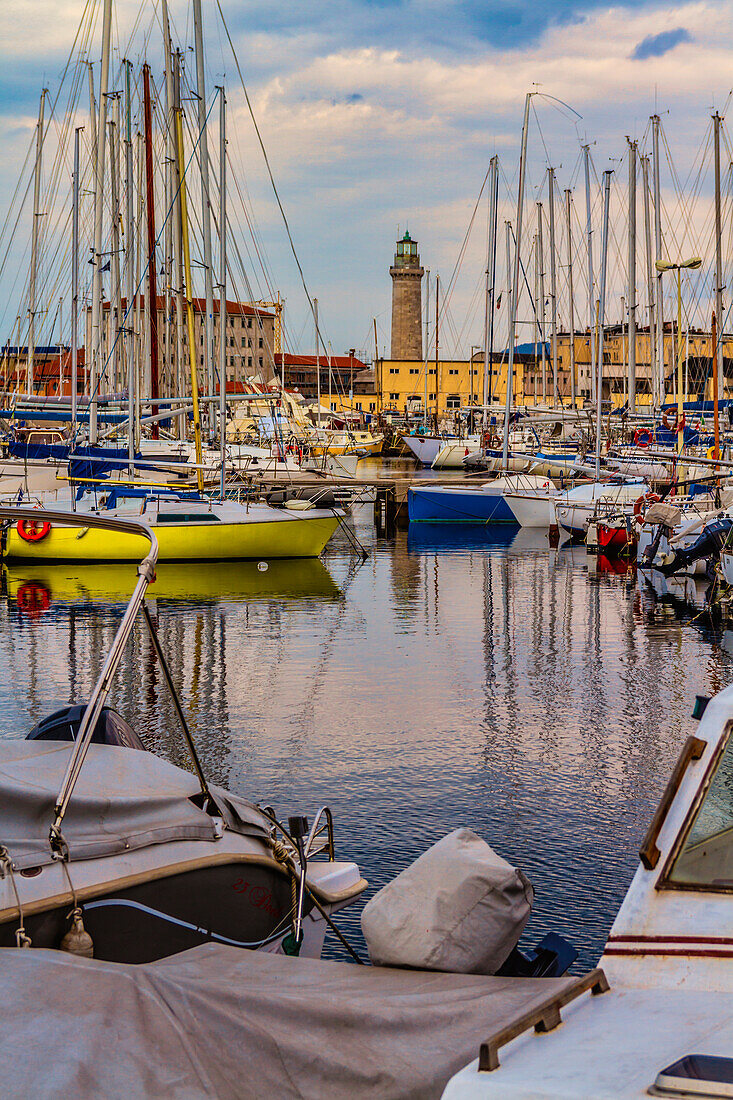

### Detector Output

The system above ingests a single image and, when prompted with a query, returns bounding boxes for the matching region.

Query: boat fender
[634,428,652,448]
[60,908,94,958]
[285,499,314,511]
[16,519,51,543]
[633,491,661,521]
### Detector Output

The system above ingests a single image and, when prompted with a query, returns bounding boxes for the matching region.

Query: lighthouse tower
[390,231,424,360]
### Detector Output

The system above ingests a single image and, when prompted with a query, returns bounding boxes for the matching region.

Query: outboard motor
[360,828,576,979]
[658,517,733,577]
[27,705,146,749]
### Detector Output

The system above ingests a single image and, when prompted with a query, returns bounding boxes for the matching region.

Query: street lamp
[655,256,702,453]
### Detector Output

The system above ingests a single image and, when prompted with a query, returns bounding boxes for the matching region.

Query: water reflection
[0,523,731,969]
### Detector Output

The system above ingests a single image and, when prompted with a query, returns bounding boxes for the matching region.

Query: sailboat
[0,505,365,962]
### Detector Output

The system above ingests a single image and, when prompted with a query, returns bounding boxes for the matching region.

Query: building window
[356,402,362,410]
[258,338,263,348]
[389,367,399,374]
[428,368,435,375]
[247,318,252,328]
[448,368,458,375]
[229,337,234,346]
[409,367,419,374]
[248,356,252,367]
[200,355,204,364]
[258,357,263,367]
[369,402,375,411]
[446,394,460,409]
[428,393,436,400]
[389,392,399,400]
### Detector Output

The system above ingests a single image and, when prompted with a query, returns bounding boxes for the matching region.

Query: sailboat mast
[435,274,440,426]
[642,155,655,408]
[71,125,82,435]
[548,168,558,405]
[502,92,532,467]
[218,87,227,498]
[142,64,159,441]
[595,170,612,480]
[89,0,113,444]
[27,88,47,397]
[314,298,320,426]
[109,97,122,395]
[175,85,204,492]
[714,111,724,402]
[627,139,637,414]
[652,114,664,408]
[537,201,546,403]
[124,61,135,472]
[565,189,576,408]
[161,0,174,410]
[192,0,215,439]
[483,155,499,415]
[583,143,596,406]
[172,50,184,440]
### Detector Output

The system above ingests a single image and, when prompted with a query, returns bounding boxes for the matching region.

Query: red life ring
[16,582,51,618]
[634,428,652,448]
[633,491,661,521]
[16,519,51,543]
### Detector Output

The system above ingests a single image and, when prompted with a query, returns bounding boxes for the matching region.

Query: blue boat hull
[408,487,518,524]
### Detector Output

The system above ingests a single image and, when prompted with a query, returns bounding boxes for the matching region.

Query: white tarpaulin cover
[3,943,580,1099]
[0,741,266,870]
[361,828,534,974]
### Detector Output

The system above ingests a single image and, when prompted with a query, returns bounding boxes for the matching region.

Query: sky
[1,0,732,362]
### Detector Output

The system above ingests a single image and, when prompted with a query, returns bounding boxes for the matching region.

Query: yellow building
[375,355,527,419]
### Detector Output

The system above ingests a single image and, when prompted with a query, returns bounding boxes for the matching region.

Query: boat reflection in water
[406,523,519,555]
[3,558,341,615]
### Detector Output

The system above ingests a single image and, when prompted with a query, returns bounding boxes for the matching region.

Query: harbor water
[0,496,728,970]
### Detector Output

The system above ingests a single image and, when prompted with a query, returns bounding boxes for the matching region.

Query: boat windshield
[666,727,733,889]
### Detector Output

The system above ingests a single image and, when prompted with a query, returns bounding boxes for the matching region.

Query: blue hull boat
[408,485,518,524]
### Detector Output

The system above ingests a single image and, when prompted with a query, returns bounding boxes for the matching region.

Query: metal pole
[537,201,547,402]
[89,0,113,444]
[677,267,684,453]
[652,115,665,407]
[627,139,637,414]
[71,125,82,436]
[548,168,558,405]
[595,170,612,480]
[192,0,215,439]
[502,92,532,467]
[583,144,596,405]
[483,155,499,415]
[109,99,122,395]
[642,155,656,409]
[435,274,440,425]
[714,112,724,402]
[218,89,227,497]
[28,88,47,397]
[565,190,576,408]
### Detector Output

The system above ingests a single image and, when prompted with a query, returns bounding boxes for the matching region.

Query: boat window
[665,724,733,890]
[156,512,220,523]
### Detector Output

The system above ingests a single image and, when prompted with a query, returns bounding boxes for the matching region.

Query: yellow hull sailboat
[3,495,340,563]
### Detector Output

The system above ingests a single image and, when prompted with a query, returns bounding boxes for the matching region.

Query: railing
[478,968,610,1072]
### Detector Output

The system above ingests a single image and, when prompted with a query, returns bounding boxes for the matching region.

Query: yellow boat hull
[3,515,340,563]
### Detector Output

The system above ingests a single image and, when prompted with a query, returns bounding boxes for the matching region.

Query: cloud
[631,26,693,59]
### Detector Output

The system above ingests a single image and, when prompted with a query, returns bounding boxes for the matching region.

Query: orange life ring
[633,491,661,521]
[661,411,686,432]
[16,582,51,618]
[16,519,51,543]
[634,428,652,448]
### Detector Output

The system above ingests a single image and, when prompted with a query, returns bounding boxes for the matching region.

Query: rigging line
[214,0,320,325]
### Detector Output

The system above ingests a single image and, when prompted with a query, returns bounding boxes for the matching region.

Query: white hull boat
[402,435,449,466]
[501,490,557,528]
[432,439,481,469]
[556,481,648,539]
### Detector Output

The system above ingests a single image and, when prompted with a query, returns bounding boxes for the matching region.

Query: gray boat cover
[0,741,268,870]
[2,943,581,1099]
[361,829,534,974]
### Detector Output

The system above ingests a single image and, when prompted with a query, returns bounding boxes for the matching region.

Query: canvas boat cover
[361,829,534,975]
[2,943,582,1099]
[0,740,268,870]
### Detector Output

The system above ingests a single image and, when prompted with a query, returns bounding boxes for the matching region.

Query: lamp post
[655,257,702,453]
